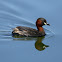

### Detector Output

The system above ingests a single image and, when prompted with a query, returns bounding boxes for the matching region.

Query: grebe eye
[44,20,46,23]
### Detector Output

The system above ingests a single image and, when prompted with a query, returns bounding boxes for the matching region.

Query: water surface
[0,0,62,62]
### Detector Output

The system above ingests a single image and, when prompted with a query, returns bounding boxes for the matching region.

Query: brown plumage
[12,18,50,37]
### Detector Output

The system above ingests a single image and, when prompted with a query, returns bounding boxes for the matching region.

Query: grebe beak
[44,22,50,26]
[47,23,50,26]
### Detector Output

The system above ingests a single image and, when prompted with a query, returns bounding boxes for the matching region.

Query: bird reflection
[13,36,49,51]
[35,37,49,51]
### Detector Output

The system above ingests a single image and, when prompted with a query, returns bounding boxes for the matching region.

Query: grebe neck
[37,27,45,32]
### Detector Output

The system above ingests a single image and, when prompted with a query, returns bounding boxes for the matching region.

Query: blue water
[0,0,62,62]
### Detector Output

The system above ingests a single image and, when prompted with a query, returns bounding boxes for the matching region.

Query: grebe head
[36,18,50,27]
[36,18,50,32]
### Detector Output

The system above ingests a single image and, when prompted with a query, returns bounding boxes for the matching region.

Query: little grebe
[12,18,50,37]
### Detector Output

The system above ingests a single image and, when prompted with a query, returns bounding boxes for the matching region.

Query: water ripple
[0,0,54,41]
